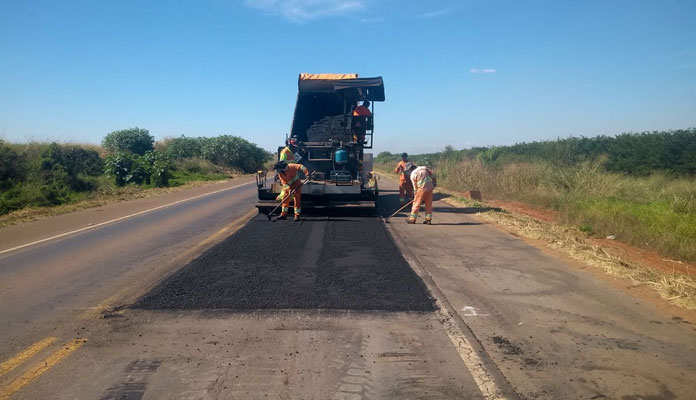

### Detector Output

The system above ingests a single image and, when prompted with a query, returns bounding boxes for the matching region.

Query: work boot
[423,219,432,225]
[294,215,301,222]
[407,219,416,224]
[276,215,288,220]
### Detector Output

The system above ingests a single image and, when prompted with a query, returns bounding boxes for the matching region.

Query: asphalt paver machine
[256,73,385,210]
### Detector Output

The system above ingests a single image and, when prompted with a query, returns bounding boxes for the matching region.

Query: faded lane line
[0,338,86,400]
[76,292,122,321]
[0,181,254,256]
[436,298,507,400]
[77,207,259,320]
[0,338,56,378]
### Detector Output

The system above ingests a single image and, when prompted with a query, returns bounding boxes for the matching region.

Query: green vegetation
[102,127,154,155]
[0,129,272,217]
[161,135,270,173]
[376,129,696,262]
[377,128,696,176]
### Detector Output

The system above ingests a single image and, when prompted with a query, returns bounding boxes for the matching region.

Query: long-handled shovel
[383,199,414,223]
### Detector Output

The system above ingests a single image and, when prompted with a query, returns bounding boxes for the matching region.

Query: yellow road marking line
[0,180,254,256]
[0,338,56,378]
[0,339,87,400]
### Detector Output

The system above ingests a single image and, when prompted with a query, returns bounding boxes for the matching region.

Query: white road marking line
[437,305,506,399]
[0,181,254,256]
[462,306,490,316]
[413,261,507,400]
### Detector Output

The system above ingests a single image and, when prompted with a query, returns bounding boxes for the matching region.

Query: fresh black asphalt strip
[134,204,436,312]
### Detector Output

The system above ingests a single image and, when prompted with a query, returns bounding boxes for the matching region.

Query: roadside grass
[170,157,232,186]
[563,197,696,262]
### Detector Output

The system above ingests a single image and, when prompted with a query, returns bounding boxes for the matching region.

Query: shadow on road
[433,206,502,214]
[430,222,484,226]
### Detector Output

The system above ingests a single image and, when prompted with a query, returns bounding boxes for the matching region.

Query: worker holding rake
[408,160,437,225]
[274,161,310,221]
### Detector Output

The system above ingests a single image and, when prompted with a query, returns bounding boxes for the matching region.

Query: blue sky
[1,0,695,154]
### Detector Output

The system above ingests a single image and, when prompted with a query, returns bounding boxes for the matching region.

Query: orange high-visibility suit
[409,166,437,223]
[277,164,310,218]
[394,161,414,204]
[352,106,371,143]
[353,105,371,117]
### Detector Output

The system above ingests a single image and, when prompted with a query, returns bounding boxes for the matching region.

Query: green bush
[104,150,171,187]
[173,157,220,175]
[163,136,205,159]
[0,185,26,214]
[105,152,143,186]
[0,140,27,190]
[160,135,271,173]
[102,127,154,155]
[200,135,271,173]
[35,143,102,192]
[143,150,172,187]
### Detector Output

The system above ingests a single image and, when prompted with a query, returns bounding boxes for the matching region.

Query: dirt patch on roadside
[486,200,560,223]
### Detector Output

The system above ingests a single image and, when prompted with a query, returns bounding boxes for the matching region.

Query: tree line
[377,129,696,176]
[0,128,272,215]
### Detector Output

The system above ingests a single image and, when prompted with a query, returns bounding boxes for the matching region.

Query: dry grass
[447,196,696,310]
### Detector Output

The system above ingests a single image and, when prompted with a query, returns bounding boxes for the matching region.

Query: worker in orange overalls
[352,100,371,144]
[394,153,415,204]
[408,160,437,225]
[274,161,310,221]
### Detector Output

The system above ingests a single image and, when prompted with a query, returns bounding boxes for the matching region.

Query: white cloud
[244,0,364,22]
[360,16,385,23]
[419,6,456,19]
[470,68,496,74]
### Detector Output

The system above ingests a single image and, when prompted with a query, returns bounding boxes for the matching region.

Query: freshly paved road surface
[0,176,694,399]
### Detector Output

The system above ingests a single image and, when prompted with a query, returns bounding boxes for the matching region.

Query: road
[0,176,694,399]
[0,178,257,361]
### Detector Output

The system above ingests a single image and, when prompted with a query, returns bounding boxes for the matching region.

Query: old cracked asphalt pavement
[0,176,694,399]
